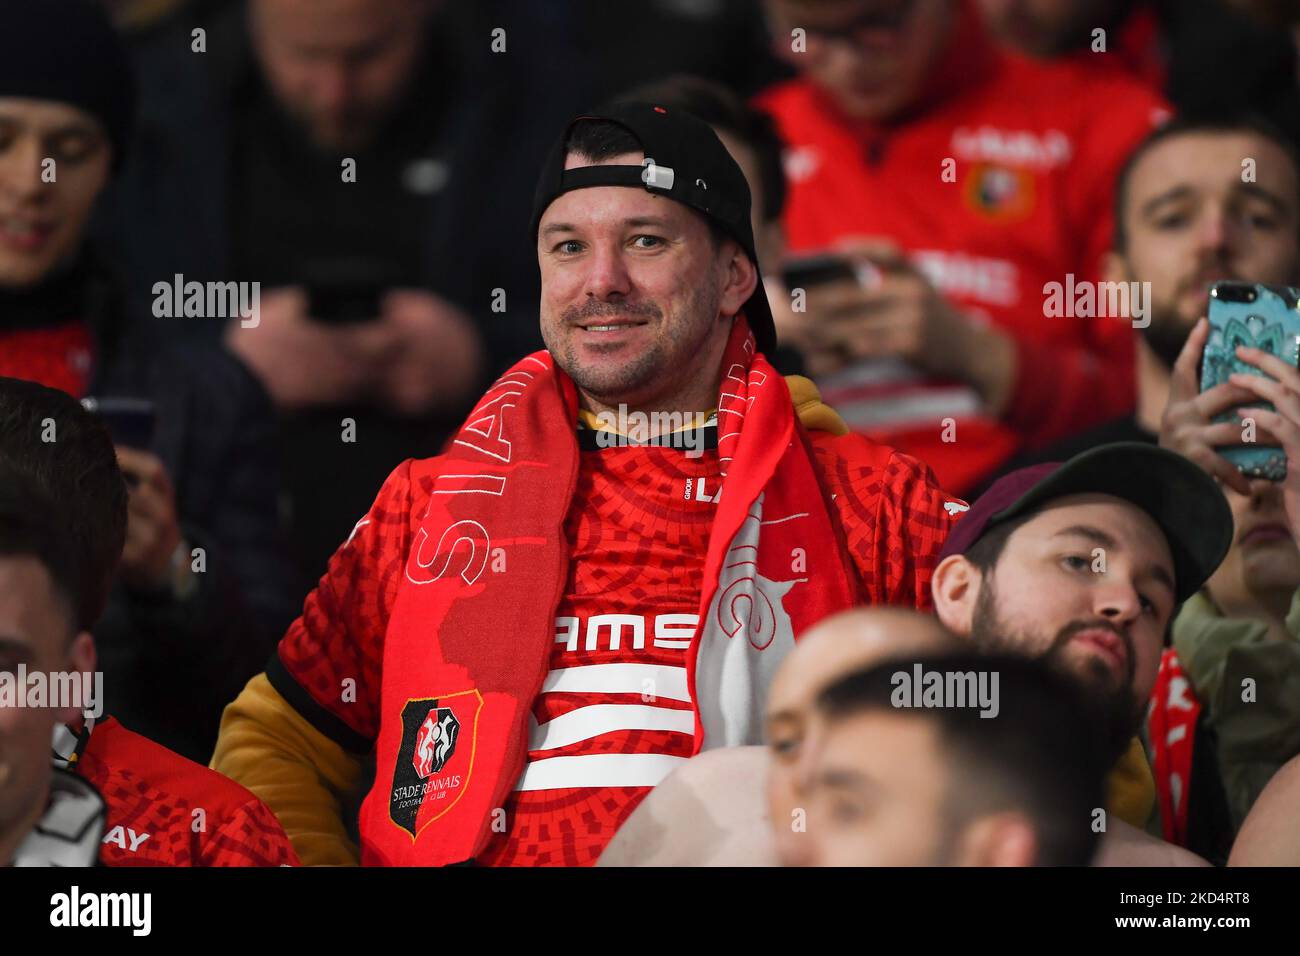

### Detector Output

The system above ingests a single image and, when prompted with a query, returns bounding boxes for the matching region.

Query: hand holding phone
[780,254,859,290]
[114,445,185,593]
[1199,282,1300,480]
[1160,317,1254,494]
[1220,333,1300,545]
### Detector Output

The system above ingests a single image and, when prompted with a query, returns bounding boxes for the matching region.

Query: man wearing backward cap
[214,102,969,866]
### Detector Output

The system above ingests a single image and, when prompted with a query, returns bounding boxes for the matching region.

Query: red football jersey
[757,0,1168,493]
[63,717,299,867]
[0,323,95,398]
[273,416,960,865]
[474,434,722,866]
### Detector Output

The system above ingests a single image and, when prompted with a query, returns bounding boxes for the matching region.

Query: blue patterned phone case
[1201,281,1300,480]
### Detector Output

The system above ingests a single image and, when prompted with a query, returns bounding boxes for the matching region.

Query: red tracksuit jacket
[60,716,299,866]
[757,0,1168,493]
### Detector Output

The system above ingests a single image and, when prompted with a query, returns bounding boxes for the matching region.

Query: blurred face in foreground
[0,556,92,866]
[805,709,955,865]
[0,98,110,289]
[763,608,956,865]
[804,689,1049,867]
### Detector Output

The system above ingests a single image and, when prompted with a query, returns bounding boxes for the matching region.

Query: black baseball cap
[939,443,1233,604]
[530,101,777,355]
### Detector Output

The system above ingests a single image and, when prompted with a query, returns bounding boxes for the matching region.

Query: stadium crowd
[4,0,1300,868]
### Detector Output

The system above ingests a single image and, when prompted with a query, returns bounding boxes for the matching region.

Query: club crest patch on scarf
[389,690,482,839]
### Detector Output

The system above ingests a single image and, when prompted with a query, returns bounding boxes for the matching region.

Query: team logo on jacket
[389,691,480,839]
[964,163,1035,221]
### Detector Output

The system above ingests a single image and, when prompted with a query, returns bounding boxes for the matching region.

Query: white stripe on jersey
[540,663,691,702]
[530,703,695,752]
[516,753,687,791]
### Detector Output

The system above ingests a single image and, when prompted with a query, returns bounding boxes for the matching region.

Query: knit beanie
[0,0,137,171]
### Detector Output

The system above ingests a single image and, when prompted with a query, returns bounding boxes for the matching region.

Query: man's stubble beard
[1140,300,1196,370]
[549,279,725,406]
[969,575,1147,766]
[1139,250,1244,370]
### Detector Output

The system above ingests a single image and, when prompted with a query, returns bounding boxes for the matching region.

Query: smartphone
[1201,281,1300,480]
[82,396,157,451]
[780,254,860,290]
[302,259,398,324]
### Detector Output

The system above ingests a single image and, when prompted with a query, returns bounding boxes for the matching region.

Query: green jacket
[1172,589,1300,829]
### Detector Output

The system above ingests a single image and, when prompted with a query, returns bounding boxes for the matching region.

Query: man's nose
[1247,478,1282,510]
[311,62,355,114]
[1092,576,1143,624]
[791,732,823,799]
[581,244,633,300]
[1195,205,1233,258]
[792,757,814,800]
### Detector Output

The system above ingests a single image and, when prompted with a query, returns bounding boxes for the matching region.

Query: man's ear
[1101,250,1129,286]
[719,240,759,319]
[953,812,1039,867]
[931,554,980,638]
[58,631,96,725]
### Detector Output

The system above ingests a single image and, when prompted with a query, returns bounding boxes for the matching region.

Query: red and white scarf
[1147,648,1200,846]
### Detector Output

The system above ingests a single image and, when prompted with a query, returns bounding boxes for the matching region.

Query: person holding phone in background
[94,0,585,581]
[756,0,1167,495]
[0,0,299,762]
[983,116,1300,464]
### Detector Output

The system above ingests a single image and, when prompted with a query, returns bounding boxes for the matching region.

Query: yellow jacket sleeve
[211,673,365,866]
[1107,736,1156,829]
